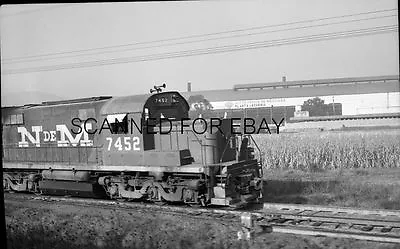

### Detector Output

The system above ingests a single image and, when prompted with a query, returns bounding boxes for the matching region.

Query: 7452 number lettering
[106,137,140,151]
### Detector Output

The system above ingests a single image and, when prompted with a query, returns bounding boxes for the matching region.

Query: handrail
[218,136,232,163]
[184,129,206,166]
[246,134,263,176]
[185,129,205,148]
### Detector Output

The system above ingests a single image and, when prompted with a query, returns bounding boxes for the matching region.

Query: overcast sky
[1,1,398,106]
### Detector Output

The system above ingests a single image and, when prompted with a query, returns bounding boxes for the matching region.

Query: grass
[253,129,400,171]
[5,200,397,249]
[252,129,400,209]
[262,168,400,210]
[5,203,241,249]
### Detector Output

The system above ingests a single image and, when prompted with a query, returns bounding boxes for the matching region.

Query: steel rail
[263,203,400,218]
[271,225,400,244]
[259,213,400,228]
[259,203,400,243]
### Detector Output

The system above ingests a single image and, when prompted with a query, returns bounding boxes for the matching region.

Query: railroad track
[4,193,400,244]
[258,203,400,243]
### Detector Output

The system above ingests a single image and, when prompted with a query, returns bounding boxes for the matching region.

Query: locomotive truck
[2,85,263,207]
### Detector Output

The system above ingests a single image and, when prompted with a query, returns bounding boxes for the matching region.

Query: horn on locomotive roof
[150,83,166,94]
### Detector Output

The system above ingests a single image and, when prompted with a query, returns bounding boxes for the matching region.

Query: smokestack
[187,82,192,92]
[282,76,286,82]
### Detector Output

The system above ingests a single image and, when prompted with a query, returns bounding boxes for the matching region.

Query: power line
[2,8,397,62]
[3,14,397,64]
[4,25,397,74]
[0,4,68,18]
[3,25,397,75]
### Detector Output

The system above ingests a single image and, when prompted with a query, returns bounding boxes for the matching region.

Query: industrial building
[182,75,400,127]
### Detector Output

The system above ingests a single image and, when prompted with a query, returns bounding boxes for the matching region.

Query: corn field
[252,129,400,170]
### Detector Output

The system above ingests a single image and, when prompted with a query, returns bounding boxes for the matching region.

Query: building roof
[233,75,399,90]
[181,75,399,102]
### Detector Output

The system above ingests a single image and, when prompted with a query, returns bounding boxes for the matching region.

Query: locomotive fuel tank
[42,170,91,182]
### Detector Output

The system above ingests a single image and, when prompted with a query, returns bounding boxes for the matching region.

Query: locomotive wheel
[106,184,119,199]
[3,179,10,191]
[182,188,194,203]
[199,195,207,207]
[148,186,160,201]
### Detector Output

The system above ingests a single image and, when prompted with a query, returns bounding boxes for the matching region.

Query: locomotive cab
[143,91,189,122]
[140,91,195,166]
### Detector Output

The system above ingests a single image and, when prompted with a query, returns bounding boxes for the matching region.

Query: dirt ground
[262,168,400,210]
[4,194,399,249]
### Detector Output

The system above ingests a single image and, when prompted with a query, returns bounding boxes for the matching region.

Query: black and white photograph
[1,1,399,248]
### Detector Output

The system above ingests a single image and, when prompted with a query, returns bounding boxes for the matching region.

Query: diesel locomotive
[2,85,263,207]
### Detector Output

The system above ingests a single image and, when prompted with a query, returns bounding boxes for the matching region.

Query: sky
[0,0,398,106]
